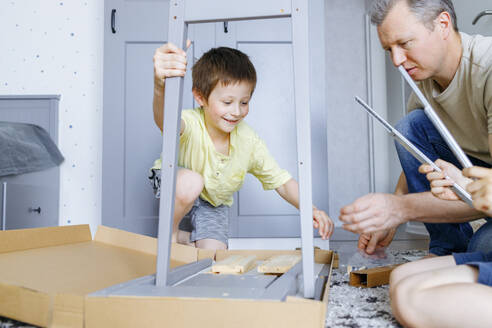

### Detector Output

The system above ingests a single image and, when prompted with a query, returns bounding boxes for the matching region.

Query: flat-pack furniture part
[0,224,214,328]
[354,96,473,207]
[156,0,318,298]
[349,264,400,288]
[86,249,335,328]
[211,255,257,274]
[257,254,302,274]
[398,65,474,168]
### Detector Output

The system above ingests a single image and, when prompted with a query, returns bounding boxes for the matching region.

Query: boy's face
[194,81,253,136]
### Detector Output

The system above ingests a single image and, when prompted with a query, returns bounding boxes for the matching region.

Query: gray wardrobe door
[224,0,329,238]
[102,0,206,236]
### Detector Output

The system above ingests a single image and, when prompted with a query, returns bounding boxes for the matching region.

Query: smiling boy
[150,44,333,250]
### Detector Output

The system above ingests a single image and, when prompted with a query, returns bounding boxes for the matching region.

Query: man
[340,0,492,256]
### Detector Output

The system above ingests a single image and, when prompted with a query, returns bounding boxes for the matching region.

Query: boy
[150,43,333,250]
[389,162,492,327]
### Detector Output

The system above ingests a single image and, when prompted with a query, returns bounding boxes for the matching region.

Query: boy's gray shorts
[179,197,229,246]
[149,168,229,246]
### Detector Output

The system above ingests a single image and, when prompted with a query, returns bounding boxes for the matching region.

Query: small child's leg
[390,255,456,291]
[391,264,487,328]
[174,169,204,231]
[195,238,227,250]
[176,230,195,246]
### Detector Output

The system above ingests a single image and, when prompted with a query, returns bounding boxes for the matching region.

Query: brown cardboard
[0,225,333,328]
[0,225,209,328]
[349,264,400,288]
[85,248,334,328]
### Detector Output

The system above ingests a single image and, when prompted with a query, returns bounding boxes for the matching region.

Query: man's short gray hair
[369,0,458,32]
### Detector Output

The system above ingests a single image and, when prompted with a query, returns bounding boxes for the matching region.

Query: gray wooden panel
[236,42,298,216]
[183,0,291,23]
[102,0,200,236]
[103,0,170,236]
[229,0,328,238]
[125,42,168,219]
[4,183,58,229]
[325,0,371,228]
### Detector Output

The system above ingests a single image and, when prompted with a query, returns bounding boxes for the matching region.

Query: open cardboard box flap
[0,225,334,328]
[0,224,213,328]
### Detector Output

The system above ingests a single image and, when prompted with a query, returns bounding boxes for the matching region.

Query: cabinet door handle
[111,9,117,33]
[472,10,492,25]
[29,207,41,214]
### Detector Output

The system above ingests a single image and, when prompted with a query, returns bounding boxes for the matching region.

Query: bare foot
[423,253,438,259]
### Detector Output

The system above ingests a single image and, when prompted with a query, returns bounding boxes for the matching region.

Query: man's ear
[192,89,207,108]
[437,11,452,39]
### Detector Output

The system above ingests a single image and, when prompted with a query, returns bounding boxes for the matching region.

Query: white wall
[0,1,104,234]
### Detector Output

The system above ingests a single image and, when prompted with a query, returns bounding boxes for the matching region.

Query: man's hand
[312,207,334,239]
[358,228,396,254]
[419,159,472,201]
[339,193,405,234]
[463,166,492,216]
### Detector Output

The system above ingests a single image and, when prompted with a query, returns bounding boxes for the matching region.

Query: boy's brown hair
[192,47,257,101]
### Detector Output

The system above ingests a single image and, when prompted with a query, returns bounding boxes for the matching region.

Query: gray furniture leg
[155,0,315,297]
[313,264,330,301]
[291,0,315,298]
[261,261,303,300]
[155,0,188,287]
[2,182,6,231]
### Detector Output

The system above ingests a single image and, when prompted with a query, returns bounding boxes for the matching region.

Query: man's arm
[341,190,484,235]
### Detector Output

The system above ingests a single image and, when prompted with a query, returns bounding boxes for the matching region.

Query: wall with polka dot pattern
[0,1,104,234]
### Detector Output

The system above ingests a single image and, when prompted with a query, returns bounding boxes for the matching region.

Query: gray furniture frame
[95,0,318,300]
[157,0,316,298]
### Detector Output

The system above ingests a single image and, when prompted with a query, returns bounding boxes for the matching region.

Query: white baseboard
[228,237,330,250]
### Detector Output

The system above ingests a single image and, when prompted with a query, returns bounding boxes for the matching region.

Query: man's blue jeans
[395,110,492,255]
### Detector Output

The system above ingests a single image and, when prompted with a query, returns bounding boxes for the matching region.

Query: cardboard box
[0,224,213,328]
[349,265,400,288]
[85,248,334,328]
[0,225,334,328]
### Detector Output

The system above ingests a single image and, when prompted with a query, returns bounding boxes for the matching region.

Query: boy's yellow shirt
[152,108,292,207]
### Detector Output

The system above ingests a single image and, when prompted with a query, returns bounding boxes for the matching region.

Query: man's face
[378,1,446,81]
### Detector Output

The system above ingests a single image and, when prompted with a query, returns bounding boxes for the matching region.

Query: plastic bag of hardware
[345,248,395,274]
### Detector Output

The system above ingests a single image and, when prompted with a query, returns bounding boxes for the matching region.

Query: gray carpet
[326,249,427,328]
[0,250,427,328]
